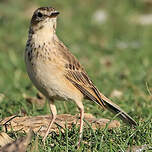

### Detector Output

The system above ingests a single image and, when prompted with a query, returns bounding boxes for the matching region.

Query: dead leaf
[0,113,120,137]
[100,56,113,68]
[131,14,152,25]
[143,0,152,6]
[0,130,33,152]
[0,132,14,147]
[126,145,151,152]
[92,10,107,25]
[110,90,123,98]
[23,92,46,108]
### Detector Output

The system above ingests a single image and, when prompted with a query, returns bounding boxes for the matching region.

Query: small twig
[2,115,20,133]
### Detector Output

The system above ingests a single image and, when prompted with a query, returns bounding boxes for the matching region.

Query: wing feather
[64,65,105,107]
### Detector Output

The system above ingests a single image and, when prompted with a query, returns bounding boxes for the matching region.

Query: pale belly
[25,58,82,102]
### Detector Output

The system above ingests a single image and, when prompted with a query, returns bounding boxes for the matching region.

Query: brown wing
[55,39,105,107]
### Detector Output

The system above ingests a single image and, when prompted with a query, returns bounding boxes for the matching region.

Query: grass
[0,0,152,151]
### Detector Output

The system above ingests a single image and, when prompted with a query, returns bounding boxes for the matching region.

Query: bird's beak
[50,11,60,17]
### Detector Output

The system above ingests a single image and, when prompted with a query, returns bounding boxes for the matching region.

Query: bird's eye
[37,12,43,18]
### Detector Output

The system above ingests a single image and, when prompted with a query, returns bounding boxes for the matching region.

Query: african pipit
[25,7,137,143]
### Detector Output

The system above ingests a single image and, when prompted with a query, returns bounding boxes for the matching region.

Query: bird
[25,7,137,143]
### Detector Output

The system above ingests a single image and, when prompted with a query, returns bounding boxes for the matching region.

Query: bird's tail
[67,76,137,126]
[97,92,137,126]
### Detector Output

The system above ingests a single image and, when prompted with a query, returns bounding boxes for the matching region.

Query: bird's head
[30,7,59,32]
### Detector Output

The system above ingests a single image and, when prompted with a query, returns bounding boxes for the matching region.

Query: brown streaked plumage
[25,7,137,144]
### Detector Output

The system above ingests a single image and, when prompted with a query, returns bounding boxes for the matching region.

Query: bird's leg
[42,100,57,143]
[75,100,84,145]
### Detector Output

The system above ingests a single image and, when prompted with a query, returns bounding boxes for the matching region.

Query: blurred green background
[0,0,152,151]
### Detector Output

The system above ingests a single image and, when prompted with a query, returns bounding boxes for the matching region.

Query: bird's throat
[30,24,56,46]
